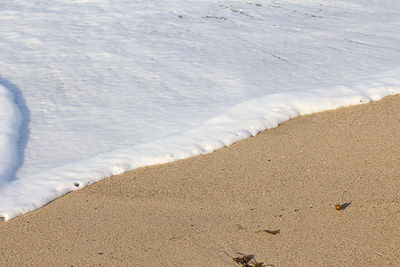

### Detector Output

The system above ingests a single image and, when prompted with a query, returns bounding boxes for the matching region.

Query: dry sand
[1,95,399,266]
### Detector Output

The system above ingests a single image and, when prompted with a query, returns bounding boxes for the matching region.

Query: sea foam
[0,0,400,220]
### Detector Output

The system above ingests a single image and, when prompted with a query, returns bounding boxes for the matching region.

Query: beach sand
[1,95,399,266]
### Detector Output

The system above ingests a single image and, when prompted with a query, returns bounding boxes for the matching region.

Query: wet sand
[1,95,399,266]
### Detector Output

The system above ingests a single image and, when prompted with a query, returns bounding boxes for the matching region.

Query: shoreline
[1,95,399,266]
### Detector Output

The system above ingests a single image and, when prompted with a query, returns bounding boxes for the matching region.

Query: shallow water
[0,0,399,220]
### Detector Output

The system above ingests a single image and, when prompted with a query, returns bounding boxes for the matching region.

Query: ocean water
[0,0,399,221]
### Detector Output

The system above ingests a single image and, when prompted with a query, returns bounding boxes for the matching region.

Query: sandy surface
[1,95,399,266]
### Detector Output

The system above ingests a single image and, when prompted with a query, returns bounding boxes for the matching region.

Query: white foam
[0,0,400,220]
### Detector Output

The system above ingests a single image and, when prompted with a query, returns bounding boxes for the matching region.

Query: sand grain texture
[1,95,399,266]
